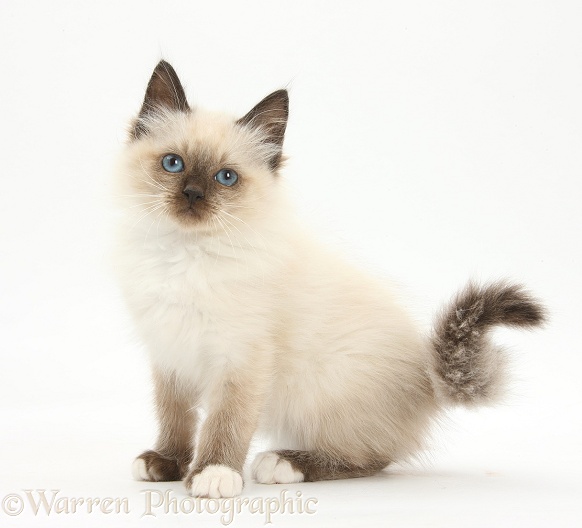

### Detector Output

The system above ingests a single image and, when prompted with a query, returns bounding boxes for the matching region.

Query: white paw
[188,465,243,498]
[251,452,304,484]
[132,457,149,481]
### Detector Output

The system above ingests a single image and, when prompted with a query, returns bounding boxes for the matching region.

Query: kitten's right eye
[161,154,185,173]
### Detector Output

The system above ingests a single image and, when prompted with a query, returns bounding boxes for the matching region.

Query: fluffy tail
[429,281,546,407]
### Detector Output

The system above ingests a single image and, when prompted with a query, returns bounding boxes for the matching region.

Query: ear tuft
[236,90,289,170]
[132,60,189,139]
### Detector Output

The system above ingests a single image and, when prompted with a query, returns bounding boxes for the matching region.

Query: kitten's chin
[170,206,210,230]
[168,208,217,235]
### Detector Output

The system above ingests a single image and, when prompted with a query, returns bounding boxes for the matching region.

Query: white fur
[132,458,149,481]
[116,214,433,457]
[252,452,304,484]
[188,465,243,498]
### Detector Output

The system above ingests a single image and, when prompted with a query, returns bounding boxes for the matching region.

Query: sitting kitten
[114,61,545,498]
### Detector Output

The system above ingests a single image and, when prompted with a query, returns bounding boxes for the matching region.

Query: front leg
[133,367,198,482]
[186,365,266,498]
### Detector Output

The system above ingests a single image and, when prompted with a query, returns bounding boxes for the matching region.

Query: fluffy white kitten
[114,61,545,498]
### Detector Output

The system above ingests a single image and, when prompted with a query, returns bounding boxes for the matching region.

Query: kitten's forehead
[144,109,227,145]
[183,109,236,145]
[144,108,255,163]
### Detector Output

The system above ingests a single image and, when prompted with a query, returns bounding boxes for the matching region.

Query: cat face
[119,61,288,232]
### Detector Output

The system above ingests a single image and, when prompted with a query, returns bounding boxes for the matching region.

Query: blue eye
[161,154,184,173]
[215,168,239,187]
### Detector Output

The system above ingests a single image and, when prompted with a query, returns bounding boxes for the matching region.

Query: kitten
[114,60,545,498]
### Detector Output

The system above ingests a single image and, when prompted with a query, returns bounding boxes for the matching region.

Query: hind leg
[252,450,389,483]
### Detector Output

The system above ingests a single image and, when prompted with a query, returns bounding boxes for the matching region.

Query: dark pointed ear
[132,60,189,139]
[236,89,289,170]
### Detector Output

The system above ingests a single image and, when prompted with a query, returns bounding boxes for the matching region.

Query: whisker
[218,209,270,255]
[144,205,168,246]
[216,212,264,283]
[210,216,221,266]
[218,214,253,276]
[138,158,170,192]
[214,214,240,280]
[128,202,166,234]
[158,207,171,240]
[128,199,164,209]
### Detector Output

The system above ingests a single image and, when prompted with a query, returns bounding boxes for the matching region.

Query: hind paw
[132,450,185,481]
[251,451,304,484]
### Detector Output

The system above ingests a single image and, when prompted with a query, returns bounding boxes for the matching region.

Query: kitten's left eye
[215,168,239,187]
[161,154,185,173]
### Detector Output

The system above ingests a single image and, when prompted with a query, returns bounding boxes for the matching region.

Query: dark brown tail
[429,281,546,407]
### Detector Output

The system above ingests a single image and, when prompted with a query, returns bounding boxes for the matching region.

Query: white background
[1,1,581,527]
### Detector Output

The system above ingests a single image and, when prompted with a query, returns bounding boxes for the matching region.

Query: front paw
[132,450,184,482]
[186,465,243,498]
